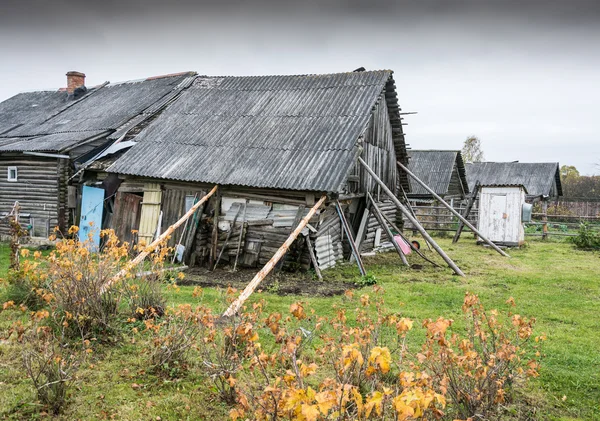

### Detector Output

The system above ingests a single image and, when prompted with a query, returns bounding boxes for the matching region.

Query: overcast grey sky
[1,0,598,174]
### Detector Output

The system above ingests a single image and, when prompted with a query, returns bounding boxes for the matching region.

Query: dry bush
[144,304,205,377]
[223,289,543,421]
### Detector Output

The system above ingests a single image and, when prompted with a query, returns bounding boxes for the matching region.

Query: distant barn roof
[0,72,195,153]
[465,162,562,197]
[109,70,403,192]
[406,150,468,198]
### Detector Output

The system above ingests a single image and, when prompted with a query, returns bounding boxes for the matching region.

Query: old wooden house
[100,70,409,270]
[0,71,196,239]
[405,150,468,203]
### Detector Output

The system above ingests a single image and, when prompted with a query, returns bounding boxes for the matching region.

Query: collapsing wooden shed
[93,70,410,271]
[477,185,527,247]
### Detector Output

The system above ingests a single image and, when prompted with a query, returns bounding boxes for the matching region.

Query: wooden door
[488,194,508,242]
[112,192,143,246]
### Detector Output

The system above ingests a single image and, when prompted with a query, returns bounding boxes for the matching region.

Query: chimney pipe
[66,71,86,95]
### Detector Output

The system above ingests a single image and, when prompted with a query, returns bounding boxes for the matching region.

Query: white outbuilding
[477,184,528,247]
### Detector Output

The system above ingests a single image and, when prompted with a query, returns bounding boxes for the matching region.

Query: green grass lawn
[1,238,599,420]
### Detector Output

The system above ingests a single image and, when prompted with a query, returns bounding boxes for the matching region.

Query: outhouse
[477,184,527,247]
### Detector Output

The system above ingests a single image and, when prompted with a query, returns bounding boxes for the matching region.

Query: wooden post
[223,195,327,317]
[378,207,441,267]
[303,232,323,281]
[100,186,218,293]
[350,208,369,264]
[232,200,248,272]
[400,184,432,251]
[335,200,367,276]
[9,201,21,270]
[209,188,221,269]
[397,161,509,258]
[453,181,480,243]
[358,158,465,277]
[542,200,549,240]
[367,193,409,266]
[214,203,242,269]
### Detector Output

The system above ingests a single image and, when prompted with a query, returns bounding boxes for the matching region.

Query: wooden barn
[405,150,468,203]
[0,71,196,240]
[99,70,410,271]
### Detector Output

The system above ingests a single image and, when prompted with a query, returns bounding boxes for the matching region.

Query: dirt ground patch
[182,267,356,296]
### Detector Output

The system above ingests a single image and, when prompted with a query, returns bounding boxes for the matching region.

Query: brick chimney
[66,71,86,95]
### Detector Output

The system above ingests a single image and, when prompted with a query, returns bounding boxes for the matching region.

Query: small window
[7,167,17,182]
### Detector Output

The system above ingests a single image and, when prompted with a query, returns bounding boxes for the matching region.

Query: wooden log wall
[345,95,397,196]
[0,156,60,238]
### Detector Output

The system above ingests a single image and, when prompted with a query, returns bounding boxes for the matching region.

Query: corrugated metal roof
[465,162,562,197]
[406,150,468,197]
[0,130,108,152]
[0,73,195,153]
[109,70,396,192]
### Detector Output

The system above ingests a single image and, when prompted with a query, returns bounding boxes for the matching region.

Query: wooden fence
[403,201,600,239]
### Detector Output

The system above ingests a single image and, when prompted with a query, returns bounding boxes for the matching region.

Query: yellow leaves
[290,302,306,320]
[20,248,30,257]
[177,272,185,280]
[425,317,453,337]
[300,403,320,421]
[360,294,370,307]
[192,286,203,298]
[68,225,80,235]
[314,390,336,415]
[2,301,15,310]
[396,317,414,334]
[506,296,516,306]
[365,391,384,417]
[299,362,317,378]
[367,346,392,375]
[342,343,364,371]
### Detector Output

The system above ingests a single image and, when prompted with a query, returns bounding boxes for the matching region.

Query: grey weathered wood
[335,200,367,276]
[358,157,465,277]
[303,232,322,281]
[397,161,509,257]
[351,208,370,262]
[209,188,221,269]
[453,181,480,243]
[378,207,441,267]
[214,201,242,269]
[233,200,248,271]
[367,193,409,266]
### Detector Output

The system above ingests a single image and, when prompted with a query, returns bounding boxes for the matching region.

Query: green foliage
[570,223,600,249]
[356,274,378,286]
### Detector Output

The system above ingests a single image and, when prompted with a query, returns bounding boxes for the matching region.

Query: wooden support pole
[303,232,323,281]
[209,188,221,269]
[367,193,409,266]
[350,208,369,264]
[232,200,248,272]
[400,184,432,251]
[223,195,327,317]
[334,200,367,276]
[214,204,242,269]
[453,181,480,243]
[358,158,465,277]
[396,161,509,258]
[378,207,441,268]
[100,186,218,293]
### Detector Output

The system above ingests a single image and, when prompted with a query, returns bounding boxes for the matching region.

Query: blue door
[79,186,105,248]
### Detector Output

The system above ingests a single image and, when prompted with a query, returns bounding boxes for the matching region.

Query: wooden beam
[358,158,465,277]
[453,181,480,243]
[397,161,509,258]
[303,232,323,281]
[209,187,221,269]
[335,200,367,276]
[100,186,218,293]
[223,195,327,317]
[232,200,248,272]
[214,203,242,269]
[378,206,441,267]
[367,193,409,266]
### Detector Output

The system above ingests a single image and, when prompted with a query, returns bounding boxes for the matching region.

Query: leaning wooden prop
[100,185,219,294]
